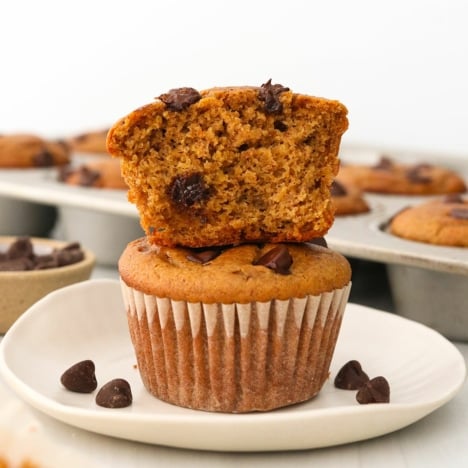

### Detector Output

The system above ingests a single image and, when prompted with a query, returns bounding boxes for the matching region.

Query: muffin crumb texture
[107,85,348,247]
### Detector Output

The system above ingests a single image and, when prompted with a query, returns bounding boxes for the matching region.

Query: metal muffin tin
[329,145,468,341]
[0,147,466,338]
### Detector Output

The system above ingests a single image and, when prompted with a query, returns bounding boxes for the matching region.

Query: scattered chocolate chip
[330,180,347,197]
[186,248,223,264]
[308,237,328,248]
[60,360,98,393]
[7,237,34,260]
[254,245,293,275]
[443,194,464,204]
[238,143,249,152]
[334,360,370,390]
[274,120,288,132]
[33,150,54,167]
[158,87,201,111]
[168,172,209,207]
[96,378,133,408]
[258,79,289,114]
[406,163,433,184]
[356,376,390,404]
[450,207,468,219]
[373,156,394,171]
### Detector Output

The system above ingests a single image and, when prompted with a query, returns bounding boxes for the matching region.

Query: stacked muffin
[107,81,352,413]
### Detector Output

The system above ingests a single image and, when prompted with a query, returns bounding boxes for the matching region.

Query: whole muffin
[338,156,466,195]
[389,195,468,247]
[67,128,109,154]
[119,238,352,413]
[0,134,70,168]
[58,159,127,190]
[107,81,348,247]
[331,180,370,216]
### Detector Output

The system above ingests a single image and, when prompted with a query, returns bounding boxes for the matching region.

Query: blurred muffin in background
[67,128,109,154]
[58,159,127,190]
[338,155,466,195]
[331,179,370,216]
[0,133,70,168]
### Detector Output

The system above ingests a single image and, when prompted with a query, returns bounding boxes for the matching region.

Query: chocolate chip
[7,237,34,260]
[373,156,394,171]
[254,245,293,275]
[96,378,133,408]
[187,248,223,264]
[0,258,34,271]
[258,79,289,114]
[78,166,101,187]
[33,150,54,167]
[60,360,98,393]
[331,180,347,197]
[450,207,468,219]
[334,360,370,390]
[168,172,209,207]
[356,376,390,404]
[406,163,433,184]
[158,87,201,111]
[308,237,328,248]
[238,143,249,152]
[274,120,288,131]
[0,237,85,271]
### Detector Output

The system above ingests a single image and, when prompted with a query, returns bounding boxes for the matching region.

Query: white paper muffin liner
[120,280,351,413]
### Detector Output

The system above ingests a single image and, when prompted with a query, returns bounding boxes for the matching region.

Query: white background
[1,0,467,158]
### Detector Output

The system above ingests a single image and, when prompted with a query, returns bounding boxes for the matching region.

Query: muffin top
[119,238,351,303]
[58,159,127,190]
[338,156,466,195]
[389,195,468,247]
[0,134,70,168]
[331,179,370,216]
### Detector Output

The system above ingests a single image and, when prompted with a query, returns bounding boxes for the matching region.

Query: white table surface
[1,265,467,467]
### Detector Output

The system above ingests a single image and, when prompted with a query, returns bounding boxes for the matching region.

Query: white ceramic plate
[0,279,465,452]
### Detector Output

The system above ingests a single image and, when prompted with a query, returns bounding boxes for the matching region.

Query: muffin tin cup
[120,280,351,413]
[329,145,468,341]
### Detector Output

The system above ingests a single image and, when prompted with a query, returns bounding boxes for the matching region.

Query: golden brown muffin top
[338,156,466,195]
[119,238,351,303]
[58,159,127,190]
[389,195,468,247]
[0,133,70,168]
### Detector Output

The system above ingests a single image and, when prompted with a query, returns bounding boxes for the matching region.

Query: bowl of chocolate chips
[0,236,95,333]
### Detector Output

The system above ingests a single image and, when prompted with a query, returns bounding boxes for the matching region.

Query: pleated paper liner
[121,280,351,413]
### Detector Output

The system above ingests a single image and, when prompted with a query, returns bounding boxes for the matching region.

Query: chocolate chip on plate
[60,360,98,393]
[356,376,390,404]
[308,237,328,248]
[96,378,133,408]
[158,87,201,111]
[334,360,370,390]
[405,163,432,184]
[254,245,293,275]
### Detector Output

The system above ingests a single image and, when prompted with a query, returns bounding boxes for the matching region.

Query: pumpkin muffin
[338,156,466,195]
[0,134,70,168]
[331,180,370,216]
[67,128,109,154]
[119,238,351,413]
[107,81,348,247]
[389,194,468,247]
[58,159,127,190]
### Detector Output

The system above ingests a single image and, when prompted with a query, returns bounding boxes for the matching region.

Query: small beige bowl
[0,236,95,333]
